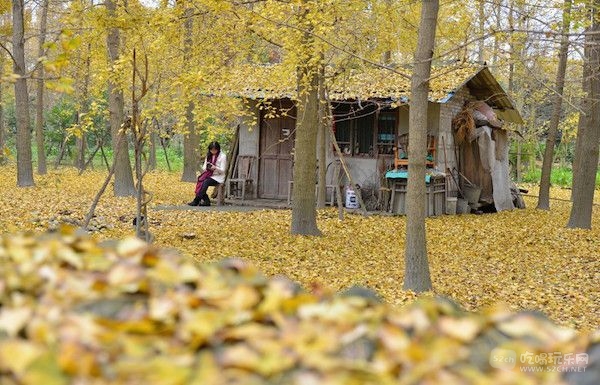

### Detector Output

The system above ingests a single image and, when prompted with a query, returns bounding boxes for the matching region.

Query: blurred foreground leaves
[0,230,597,384]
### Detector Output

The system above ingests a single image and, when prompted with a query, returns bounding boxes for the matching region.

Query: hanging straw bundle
[452,101,477,145]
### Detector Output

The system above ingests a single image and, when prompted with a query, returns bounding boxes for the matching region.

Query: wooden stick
[83,116,129,228]
[99,145,110,172]
[457,169,475,186]
[441,135,462,195]
[54,135,68,169]
[83,158,116,229]
[78,144,101,175]
[328,123,368,215]
[227,124,240,181]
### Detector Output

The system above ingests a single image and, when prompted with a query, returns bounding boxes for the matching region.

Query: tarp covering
[455,105,517,211]
[490,129,515,211]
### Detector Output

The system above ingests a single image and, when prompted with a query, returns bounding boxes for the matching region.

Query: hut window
[354,113,374,156]
[377,112,396,155]
[334,119,352,155]
[333,103,377,157]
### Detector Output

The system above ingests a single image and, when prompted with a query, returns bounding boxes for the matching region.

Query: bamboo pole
[327,126,368,215]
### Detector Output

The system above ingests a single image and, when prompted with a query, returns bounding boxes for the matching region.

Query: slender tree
[492,0,502,65]
[477,0,485,63]
[568,9,600,229]
[316,60,327,209]
[291,3,321,236]
[403,0,439,292]
[12,0,34,186]
[74,43,91,171]
[147,130,157,171]
[291,66,321,235]
[106,0,135,196]
[181,5,201,182]
[35,0,49,175]
[538,0,572,210]
[0,53,5,165]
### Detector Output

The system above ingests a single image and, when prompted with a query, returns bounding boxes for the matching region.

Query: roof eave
[437,66,524,125]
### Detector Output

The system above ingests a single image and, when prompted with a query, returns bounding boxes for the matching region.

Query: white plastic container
[446,197,457,215]
[345,187,359,209]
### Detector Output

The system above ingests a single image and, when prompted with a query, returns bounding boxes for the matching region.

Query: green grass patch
[522,166,600,188]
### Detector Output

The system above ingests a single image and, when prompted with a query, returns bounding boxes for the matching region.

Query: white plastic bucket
[345,187,359,209]
[446,197,457,215]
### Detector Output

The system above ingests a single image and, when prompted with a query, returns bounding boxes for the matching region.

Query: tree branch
[230,3,412,80]
[0,42,17,66]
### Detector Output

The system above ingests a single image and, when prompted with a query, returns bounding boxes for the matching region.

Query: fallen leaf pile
[0,229,597,384]
[0,166,598,332]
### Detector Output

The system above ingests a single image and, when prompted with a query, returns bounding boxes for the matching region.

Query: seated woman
[188,141,227,206]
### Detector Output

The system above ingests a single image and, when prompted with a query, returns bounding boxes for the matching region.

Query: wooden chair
[393,134,409,169]
[287,161,342,206]
[227,155,255,200]
[325,160,342,206]
[426,135,436,167]
[393,134,436,169]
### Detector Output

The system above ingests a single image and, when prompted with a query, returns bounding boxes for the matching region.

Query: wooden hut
[220,64,523,211]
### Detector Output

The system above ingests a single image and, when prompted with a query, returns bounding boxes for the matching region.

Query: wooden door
[259,114,295,199]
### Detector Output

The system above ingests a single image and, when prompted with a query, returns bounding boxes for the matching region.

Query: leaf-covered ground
[0,166,598,331]
[1,230,597,384]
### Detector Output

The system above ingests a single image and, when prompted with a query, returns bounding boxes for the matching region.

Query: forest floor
[0,165,598,331]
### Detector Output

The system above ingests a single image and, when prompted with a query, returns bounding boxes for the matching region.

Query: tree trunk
[74,129,87,170]
[316,61,327,208]
[507,3,516,93]
[35,0,48,175]
[538,0,572,210]
[291,63,321,236]
[0,63,5,165]
[570,18,592,203]
[106,0,135,196]
[516,139,521,182]
[403,0,438,292]
[568,14,600,229]
[74,132,87,171]
[148,130,157,171]
[478,0,485,63]
[382,0,393,64]
[181,101,200,181]
[75,43,91,171]
[492,0,502,65]
[181,7,200,182]
[526,103,538,175]
[13,0,34,187]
